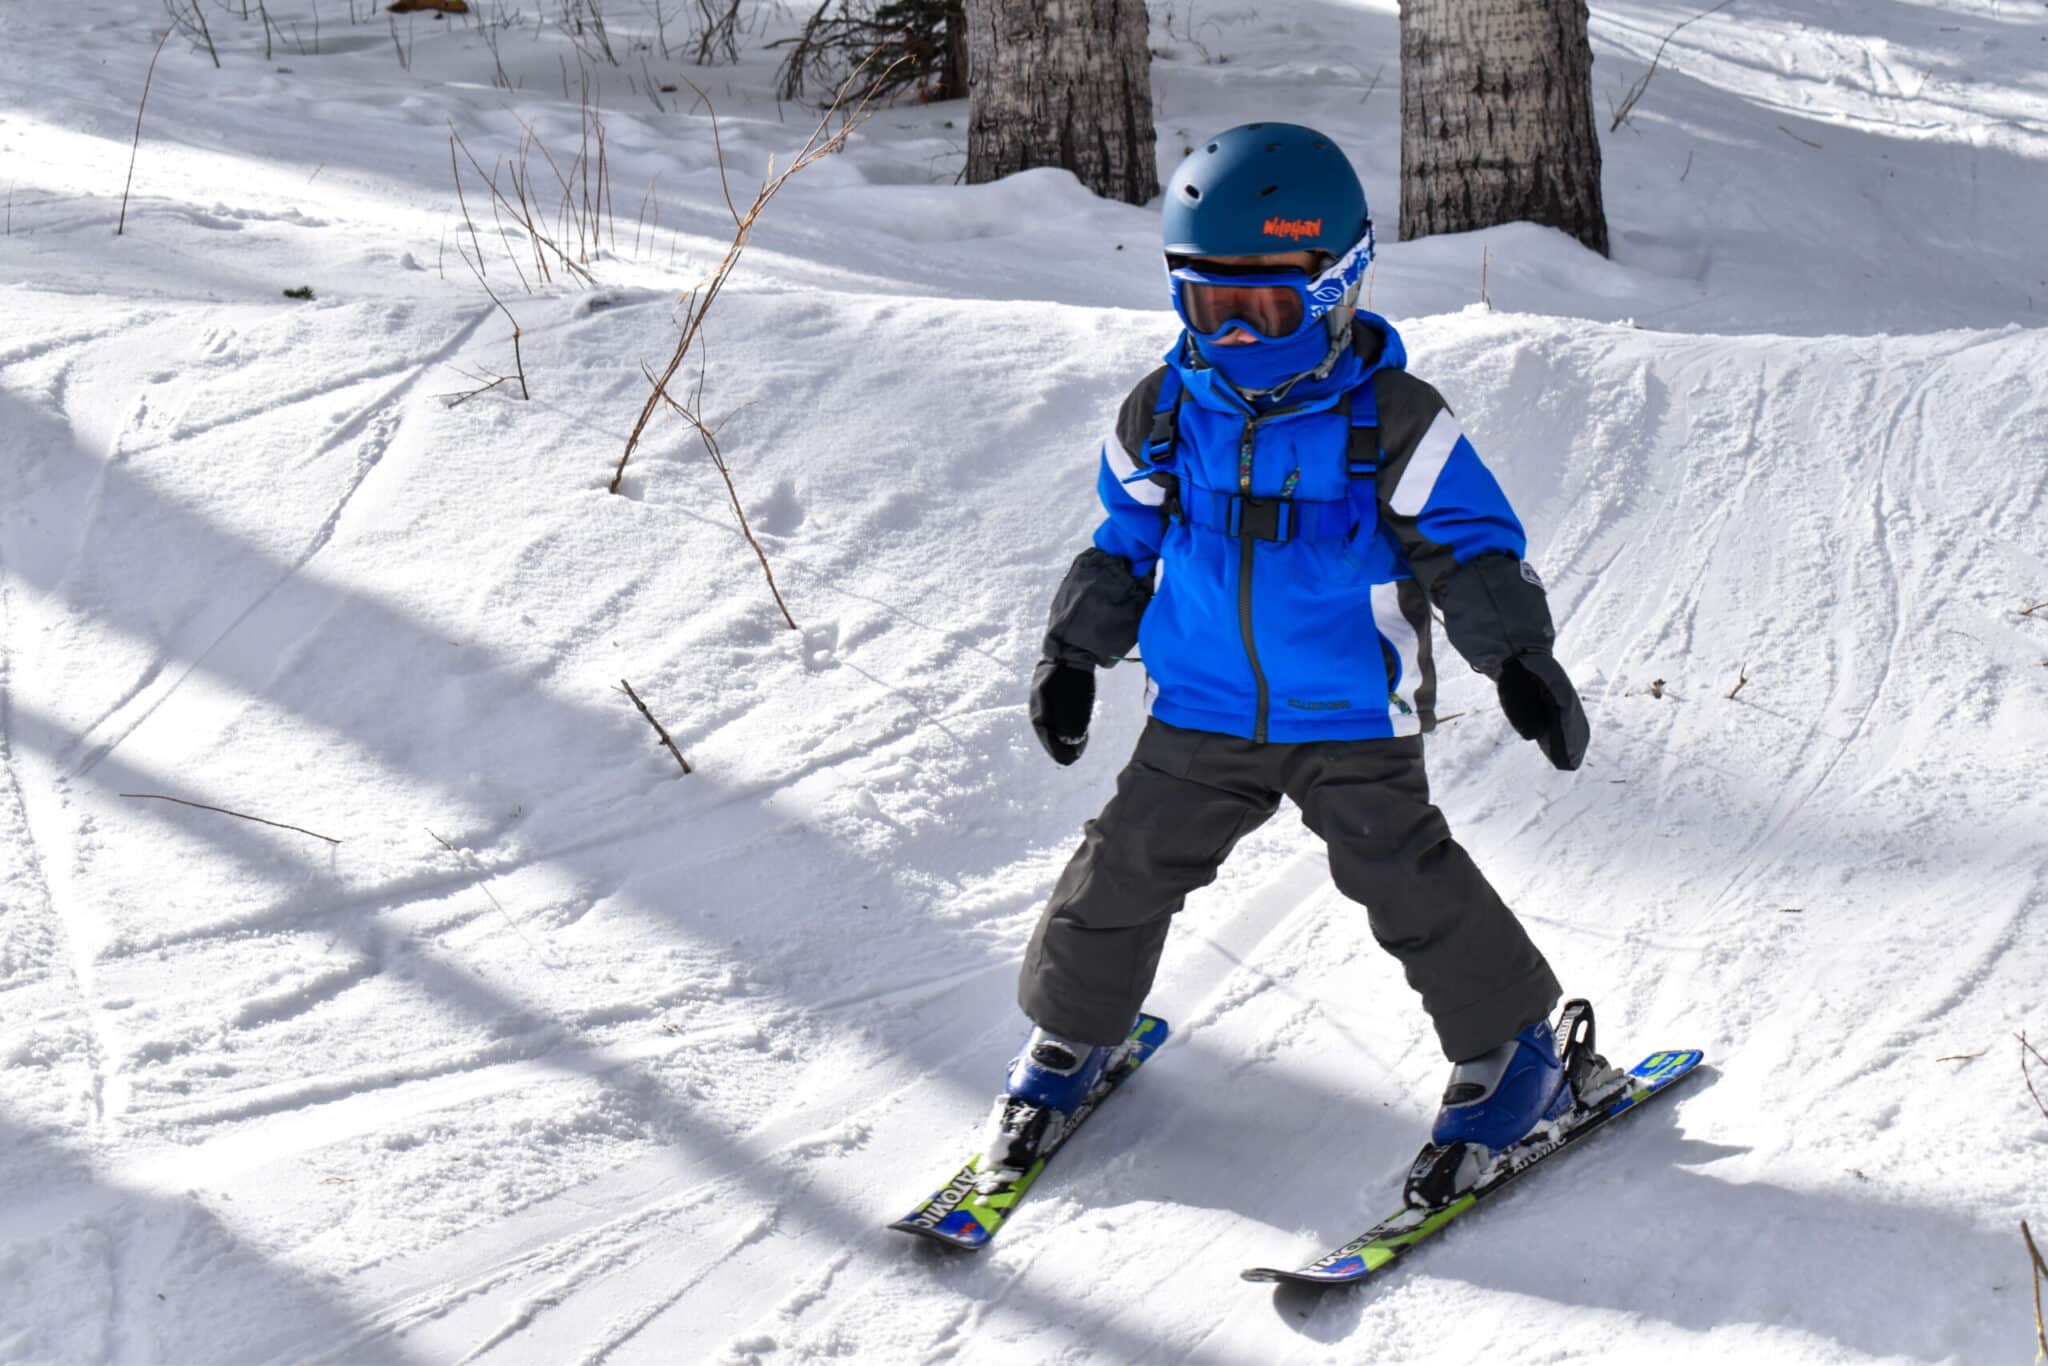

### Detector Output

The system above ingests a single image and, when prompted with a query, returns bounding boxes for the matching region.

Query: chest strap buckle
[1228,495,1293,543]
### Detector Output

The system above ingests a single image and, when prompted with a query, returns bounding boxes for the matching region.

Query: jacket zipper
[1237,417,1270,742]
[1224,393,1328,744]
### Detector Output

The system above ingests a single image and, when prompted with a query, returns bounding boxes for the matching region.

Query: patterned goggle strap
[1165,227,1374,343]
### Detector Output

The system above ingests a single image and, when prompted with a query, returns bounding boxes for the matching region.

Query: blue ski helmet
[1161,123,1375,333]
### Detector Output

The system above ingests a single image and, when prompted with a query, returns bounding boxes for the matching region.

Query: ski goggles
[1165,230,1374,344]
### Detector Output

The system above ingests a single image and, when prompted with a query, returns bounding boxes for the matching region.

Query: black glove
[1029,661,1095,766]
[1497,652,1589,771]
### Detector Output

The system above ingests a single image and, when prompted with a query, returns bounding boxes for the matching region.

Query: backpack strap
[1341,385,1382,545]
[1143,366,1185,461]
[1142,366,1186,524]
[1344,383,1380,483]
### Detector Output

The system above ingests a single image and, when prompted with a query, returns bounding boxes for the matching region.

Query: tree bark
[940,5,968,101]
[1398,0,1607,256]
[965,0,1158,207]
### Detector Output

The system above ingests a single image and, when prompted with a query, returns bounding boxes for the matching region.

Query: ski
[1241,1047,1705,1285]
[888,1014,1169,1251]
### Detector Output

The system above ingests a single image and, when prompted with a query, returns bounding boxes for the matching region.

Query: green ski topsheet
[1242,1048,1706,1285]
[888,1014,1169,1251]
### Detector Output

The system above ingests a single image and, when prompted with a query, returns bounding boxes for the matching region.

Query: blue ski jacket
[1041,312,1560,744]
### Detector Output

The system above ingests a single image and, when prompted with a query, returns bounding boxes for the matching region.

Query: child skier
[990,123,1594,1209]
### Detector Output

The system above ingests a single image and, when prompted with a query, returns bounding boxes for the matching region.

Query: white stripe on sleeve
[1102,430,1165,507]
[1371,580,1423,732]
[1389,409,1464,518]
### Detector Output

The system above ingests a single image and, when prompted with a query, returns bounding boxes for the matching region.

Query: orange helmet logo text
[1262,217,1322,241]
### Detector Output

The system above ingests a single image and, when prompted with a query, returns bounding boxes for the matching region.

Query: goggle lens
[1178,278,1306,339]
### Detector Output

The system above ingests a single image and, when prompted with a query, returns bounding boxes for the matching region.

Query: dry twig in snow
[447,133,531,398]
[426,827,559,966]
[611,50,902,497]
[643,353,796,629]
[452,243,528,399]
[448,121,598,288]
[437,368,514,407]
[619,679,693,774]
[1608,0,1733,131]
[2022,1219,2048,1361]
[450,133,486,275]
[119,28,174,237]
[2021,1032,2048,1121]
[162,0,220,68]
[121,792,341,845]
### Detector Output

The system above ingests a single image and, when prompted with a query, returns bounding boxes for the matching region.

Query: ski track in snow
[65,306,493,780]
[3,1,2047,1363]
[0,532,116,1142]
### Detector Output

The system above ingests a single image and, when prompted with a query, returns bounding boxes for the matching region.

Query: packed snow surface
[2,1,2046,1362]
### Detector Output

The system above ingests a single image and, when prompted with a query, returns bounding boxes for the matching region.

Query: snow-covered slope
[2,3,2045,1363]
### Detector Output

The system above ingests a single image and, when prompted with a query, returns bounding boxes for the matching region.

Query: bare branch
[585,0,619,65]
[2023,1219,2048,1362]
[694,0,742,65]
[119,29,175,236]
[450,133,486,276]
[486,166,532,294]
[641,356,798,630]
[121,792,341,845]
[1157,0,1214,63]
[678,74,740,226]
[640,53,667,112]
[437,371,512,407]
[1726,661,1748,700]
[163,0,221,68]
[2022,1031,2048,1122]
[1609,0,1732,132]
[426,827,559,967]
[768,4,959,114]
[632,172,660,258]
[451,122,596,286]
[619,679,693,774]
[479,14,512,88]
[1359,61,1383,107]
[613,47,905,494]
[453,236,529,399]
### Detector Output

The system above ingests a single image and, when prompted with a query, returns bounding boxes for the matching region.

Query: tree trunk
[964,0,1158,207]
[1398,0,1607,256]
[940,5,968,101]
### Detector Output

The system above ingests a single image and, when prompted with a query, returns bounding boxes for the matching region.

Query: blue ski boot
[1404,1001,1611,1209]
[977,1025,1123,1188]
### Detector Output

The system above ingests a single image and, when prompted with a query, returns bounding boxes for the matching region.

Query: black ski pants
[1017,718,1560,1062]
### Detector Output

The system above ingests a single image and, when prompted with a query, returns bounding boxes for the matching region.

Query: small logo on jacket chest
[1285,697,1351,712]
